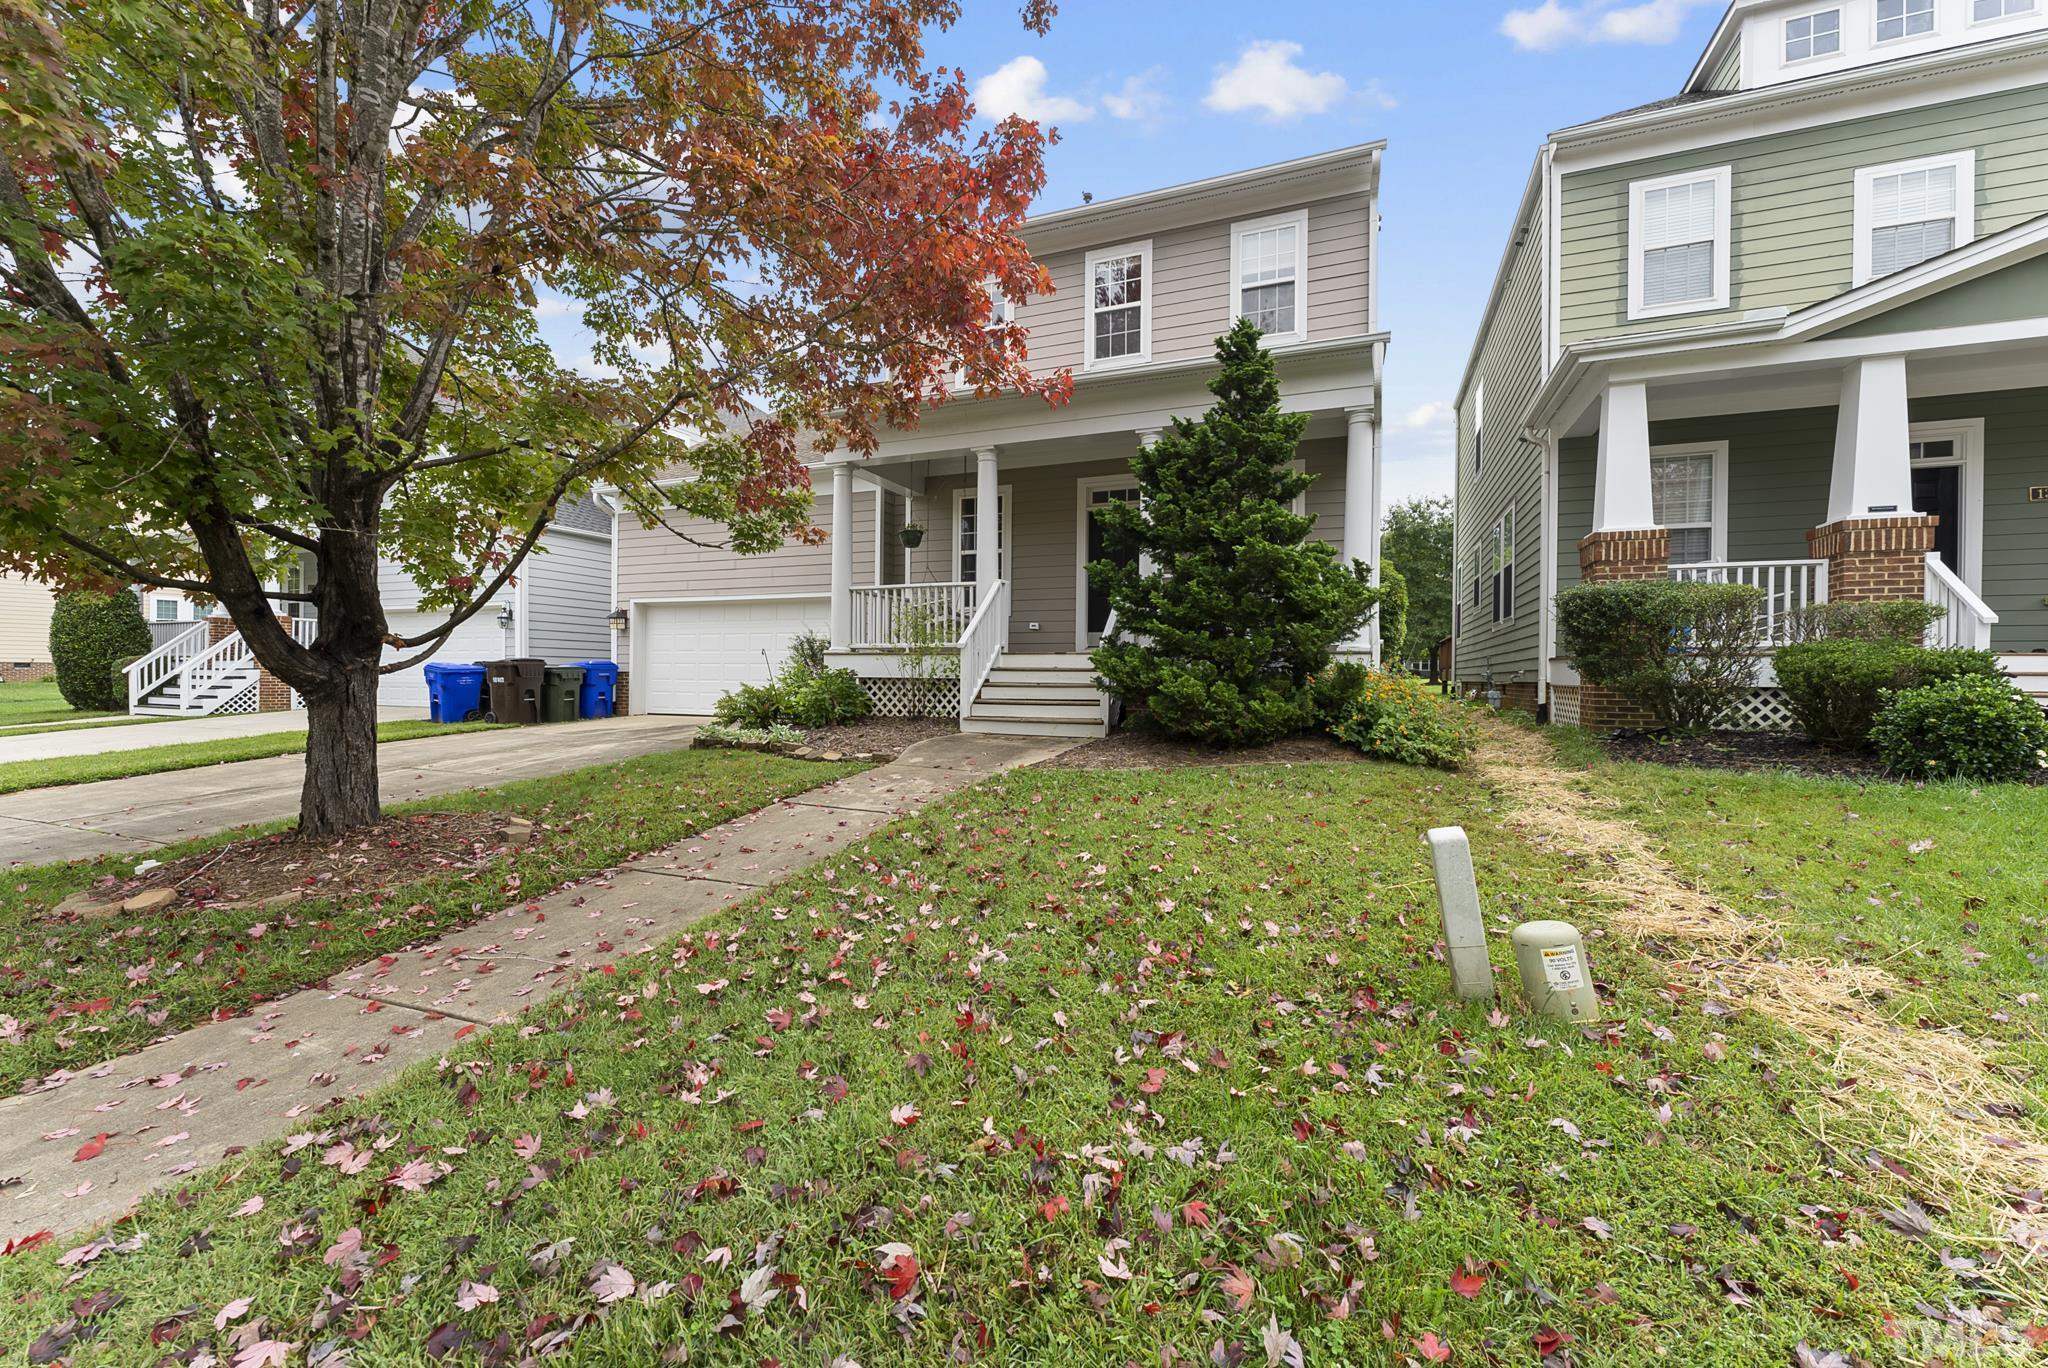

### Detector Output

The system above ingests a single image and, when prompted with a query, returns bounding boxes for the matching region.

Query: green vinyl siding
[1557,390,2048,653]
[1699,42,1741,94]
[1559,83,2048,344]
[1833,250,2048,336]
[1454,197,1548,689]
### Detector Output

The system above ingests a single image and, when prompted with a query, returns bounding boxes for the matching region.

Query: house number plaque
[2033,486,2048,502]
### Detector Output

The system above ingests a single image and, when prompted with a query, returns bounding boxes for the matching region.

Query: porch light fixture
[605,607,628,630]
[496,604,515,629]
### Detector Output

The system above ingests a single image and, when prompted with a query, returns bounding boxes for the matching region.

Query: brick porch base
[1,661,54,684]
[1805,515,1937,602]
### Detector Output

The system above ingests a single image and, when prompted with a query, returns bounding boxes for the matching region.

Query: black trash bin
[539,665,585,723]
[482,657,544,724]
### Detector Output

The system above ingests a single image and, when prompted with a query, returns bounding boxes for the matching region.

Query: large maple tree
[0,0,1066,833]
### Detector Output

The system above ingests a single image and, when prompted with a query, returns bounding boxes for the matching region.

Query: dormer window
[1876,0,1935,43]
[1085,240,1151,369]
[1230,211,1309,345]
[1784,9,1841,61]
[1973,0,2036,20]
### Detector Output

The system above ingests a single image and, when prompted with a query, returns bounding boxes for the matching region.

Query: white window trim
[1969,0,2038,28]
[1074,475,1142,651]
[1909,418,1986,593]
[952,281,1016,391]
[1651,441,1731,564]
[1083,239,1153,372]
[1627,166,1732,322]
[1227,209,1310,347]
[1853,150,1975,288]
[1873,0,1938,46]
[951,483,1014,585]
[1782,7,1842,64]
[1492,504,1517,625]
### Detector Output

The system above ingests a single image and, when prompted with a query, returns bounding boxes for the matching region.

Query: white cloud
[1203,40,1350,122]
[1500,0,1717,51]
[1401,401,1456,433]
[1383,401,1461,503]
[975,55,1096,125]
[1102,69,1168,124]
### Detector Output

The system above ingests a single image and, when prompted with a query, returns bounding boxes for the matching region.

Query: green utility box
[540,665,585,723]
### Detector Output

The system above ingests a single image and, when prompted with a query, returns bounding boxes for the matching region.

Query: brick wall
[1,661,54,683]
[1806,516,1937,602]
[615,671,630,716]
[211,613,302,712]
[1578,528,1671,584]
[1456,679,1537,713]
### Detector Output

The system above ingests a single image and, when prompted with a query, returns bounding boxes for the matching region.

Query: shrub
[1329,671,1479,770]
[1308,661,1371,729]
[779,664,872,728]
[49,590,154,711]
[696,720,805,749]
[1872,674,2048,783]
[1785,598,1943,645]
[1775,640,2004,748]
[110,653,145,702]
[785,631,829,674]
[1554,580,1765,733]
[713,681,784,729]
[1376,562,1409,668]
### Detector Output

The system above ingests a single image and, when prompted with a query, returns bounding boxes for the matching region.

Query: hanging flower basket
[899,524,926,548]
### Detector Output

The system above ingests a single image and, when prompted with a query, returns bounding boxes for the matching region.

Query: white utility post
[1591,381,1657,533]
[972,446,999,602]
[1427,826,1496,1001]
[829,461,854,650]
[1827,356,1915,522]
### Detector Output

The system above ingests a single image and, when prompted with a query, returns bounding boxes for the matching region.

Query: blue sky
[913,0,1734,509]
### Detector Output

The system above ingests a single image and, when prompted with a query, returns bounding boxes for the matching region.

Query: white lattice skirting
[861,677,959,718]
[1715,687,1798,733]
[1549,685,1581,728]
[215,682,261,716]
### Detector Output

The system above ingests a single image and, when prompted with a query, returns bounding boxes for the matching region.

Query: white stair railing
[1669,559,1828,645]
[1924,554,1998,650]
[126,621,211,710]
[955,579,1009,723]
[849,582,977,648]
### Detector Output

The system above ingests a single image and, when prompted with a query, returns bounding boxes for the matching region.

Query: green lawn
[4,751,2032,1366]
[0,718,500,795]
[0,747,864,1092]
[0,679,123,731]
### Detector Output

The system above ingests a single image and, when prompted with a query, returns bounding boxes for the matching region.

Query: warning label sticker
[1540,944,1583,990]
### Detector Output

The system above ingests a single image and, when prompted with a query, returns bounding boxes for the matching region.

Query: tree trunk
[299,654,382,837]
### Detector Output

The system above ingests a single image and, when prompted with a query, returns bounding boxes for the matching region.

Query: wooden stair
[961,653,1110,739]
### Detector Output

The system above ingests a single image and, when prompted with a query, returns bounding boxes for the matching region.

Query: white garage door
[379,608,516,709]
[636,596,830,715]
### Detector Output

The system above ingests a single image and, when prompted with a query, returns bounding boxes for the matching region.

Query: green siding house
[1456,0,2048,726]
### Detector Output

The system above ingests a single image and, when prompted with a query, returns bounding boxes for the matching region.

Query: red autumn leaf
[1038,1195,1069,1223]
[1182,1199,1212,1229]
[877,1246,920,1300]
[1138,1068,1165,1094]
[1414,1331,1452,1362]
[1218,1265,1256,1312]
[1533,1325,1573,1356]
[72,1133,112,1162]
[1448,1268,1486,1300]
[3,1231,54,1256]
[453,1024,476,1040]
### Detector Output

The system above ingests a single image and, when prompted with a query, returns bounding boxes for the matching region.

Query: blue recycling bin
[422,662,487,724]
[571,660,619,719]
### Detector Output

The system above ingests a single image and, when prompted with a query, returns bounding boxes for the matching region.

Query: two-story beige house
[609,144,1389,736]
[1457,0,2048,728]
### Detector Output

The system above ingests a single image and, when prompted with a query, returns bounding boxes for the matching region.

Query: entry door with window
[1910,436,1963,578]
[1081,483,1139,646]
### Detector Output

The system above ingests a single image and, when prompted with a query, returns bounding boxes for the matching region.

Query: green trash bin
[540,665,585,722]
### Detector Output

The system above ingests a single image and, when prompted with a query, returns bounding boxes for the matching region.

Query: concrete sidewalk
[0,731,1070,1242]
[0,714,702,866]
[0,706,430,763]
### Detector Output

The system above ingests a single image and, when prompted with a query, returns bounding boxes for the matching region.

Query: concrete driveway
[0,706,428,764]
[0,714,701,867]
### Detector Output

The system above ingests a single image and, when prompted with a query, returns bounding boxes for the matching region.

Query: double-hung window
[1230,211,1308,345]
[1784,8,1841,60]
[1085,241,1151,369]
[152,596,180,622]
[955,488,1010,584]
[1471,382,1486,477]
[1627,167,1731,320]
[1854,151,1974,286]
[1651,449,1723,566]
[1876,0,1935,42]
[1973,0,2036,20]
[955,281,1014,388]
[1491,507,1516,624]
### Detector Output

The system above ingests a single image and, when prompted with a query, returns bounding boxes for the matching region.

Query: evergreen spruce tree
[1090,320,1380,744]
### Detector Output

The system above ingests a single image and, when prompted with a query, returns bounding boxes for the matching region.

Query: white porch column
[1342,406,1381,662]
[1590,381,1656,532]
[972,446,999,601]
[1134,429,1161,580]
[829,461,854,649]
[1826,356,1914,523]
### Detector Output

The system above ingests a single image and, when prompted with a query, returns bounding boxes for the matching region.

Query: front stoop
[962,653,1111,739]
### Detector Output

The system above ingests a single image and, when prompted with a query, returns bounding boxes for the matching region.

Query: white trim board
[1909,416,1987,592]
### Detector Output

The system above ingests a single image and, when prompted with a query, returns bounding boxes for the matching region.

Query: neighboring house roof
[1577,90,1733,126]
[551,492,612,536]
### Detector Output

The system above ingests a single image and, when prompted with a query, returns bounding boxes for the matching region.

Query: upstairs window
[1472,381,1486,477]
[1876,0,1935,42]
[1085,241,1151,368]
[1628,167,1731,320]
[1854,151,1974,285]
[1785,9,1842,60]
[1230,211,1308,345]
[955,282,1014,388]
[1973,0,2036,21]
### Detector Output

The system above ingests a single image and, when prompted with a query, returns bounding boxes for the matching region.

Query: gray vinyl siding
[523,530,614,663]
[1559,83,2048,344]
[1454,196,1548,690]
[614,488,878,603]
[1556,389,2048,652]
[1014,193,1374,375]
[1699,42,1742,94]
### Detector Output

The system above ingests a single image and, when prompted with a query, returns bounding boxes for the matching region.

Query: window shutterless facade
[1784,8,1842,60]
[1491,506,1515,624]
[1084,240,1151,369]
[1649,444,1729,565]
[953,488,1012,584]
[1853,151,1974,286]
[1973,0,2036,20]
[152,596,179,622]
[1229,210,1308,345]
[1876,0,1935,43]
[1627,166,1731,320]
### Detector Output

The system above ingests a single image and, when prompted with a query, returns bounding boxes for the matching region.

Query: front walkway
[0,705,428,764]
[0,731,1070,1243]
[0,715,699,866]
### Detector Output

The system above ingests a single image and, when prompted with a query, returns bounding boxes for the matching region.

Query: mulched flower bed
[800,717,956,759]
[1034,729,1368,771]
[1600,730,1899,780]
[53,812,528,917]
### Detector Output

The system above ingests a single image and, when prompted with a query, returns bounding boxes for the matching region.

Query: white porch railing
[956,579,1009,723]
[1669,559,1829,645]
[1924,553,1999,650]
[125,621,211,710]
[849,582,977,648]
